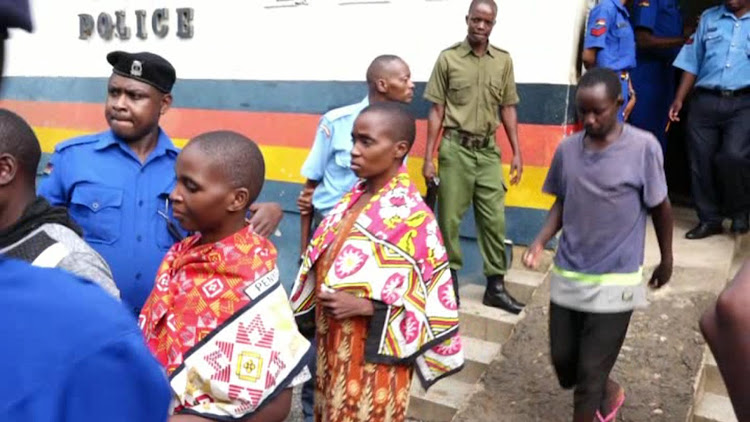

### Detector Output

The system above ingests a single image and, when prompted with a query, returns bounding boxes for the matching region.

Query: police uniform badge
[130,60,143,77]
[591,19,607,37]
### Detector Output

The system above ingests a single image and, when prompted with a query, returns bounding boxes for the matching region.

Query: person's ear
[160,93,173,116]
[0,153,18,186]
[376,78,389,95]
[394,140,409,161]
[227,187,250,213]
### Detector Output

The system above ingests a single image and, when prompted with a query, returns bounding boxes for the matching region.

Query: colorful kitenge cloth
[290,167,464,389]
[312,204,414,422]
[139,226,312,420]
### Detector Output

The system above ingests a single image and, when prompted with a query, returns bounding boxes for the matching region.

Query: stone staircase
[406,261,548,422]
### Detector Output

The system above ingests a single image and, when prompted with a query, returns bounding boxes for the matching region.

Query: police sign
[79,8,194,40]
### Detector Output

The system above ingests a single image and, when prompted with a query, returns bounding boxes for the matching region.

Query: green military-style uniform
[424,39,519,277]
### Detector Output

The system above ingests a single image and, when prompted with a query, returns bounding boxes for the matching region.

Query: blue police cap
[107,51,176,94]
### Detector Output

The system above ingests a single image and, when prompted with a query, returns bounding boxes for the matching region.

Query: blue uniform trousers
[630,57,676,151]
[687,89,750,223]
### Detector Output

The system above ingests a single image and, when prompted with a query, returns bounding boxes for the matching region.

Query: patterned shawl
[139,226,312,420]
[290,167,464,389]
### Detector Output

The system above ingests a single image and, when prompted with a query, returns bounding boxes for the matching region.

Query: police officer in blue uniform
[39,51,283,314]
[583,0,638,121]
[670,0,750,239]
[629,0,688,151]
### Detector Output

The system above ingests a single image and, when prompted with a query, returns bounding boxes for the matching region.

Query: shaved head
[468,0,497,14]
[359,101,416,151]
[366,55,407,85]
[186,131,265,204]
[579,67,622,101]
[0,108,40,182]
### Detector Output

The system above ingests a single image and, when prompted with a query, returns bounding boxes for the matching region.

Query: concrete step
[457,268,546,306]
[407,377,476,422]
[504,268,546,304]
[451,336,502,384]
[704,352,728,397]
[458,283,523,343]
[693,393,737,422]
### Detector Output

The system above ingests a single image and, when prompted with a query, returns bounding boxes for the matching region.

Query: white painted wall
[5,0,588,84]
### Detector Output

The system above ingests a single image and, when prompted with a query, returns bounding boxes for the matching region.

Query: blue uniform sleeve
[300,117,333,181]
[584,5,612,50]
[37,150,69,206]
[63,332,172,422]
[672,15,705,75]
[631,0,658,31]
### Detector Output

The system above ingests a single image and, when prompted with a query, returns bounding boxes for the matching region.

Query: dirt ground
[454,274,714,422]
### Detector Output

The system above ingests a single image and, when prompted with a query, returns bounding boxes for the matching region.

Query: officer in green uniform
[423,0,524,314]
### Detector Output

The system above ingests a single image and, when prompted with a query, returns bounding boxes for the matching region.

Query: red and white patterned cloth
[140,226,312,419]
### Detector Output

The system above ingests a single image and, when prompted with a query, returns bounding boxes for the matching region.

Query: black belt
[696,86,750,98]
[445,128,493,149]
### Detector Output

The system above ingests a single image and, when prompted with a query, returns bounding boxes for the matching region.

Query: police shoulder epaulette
[54,134,100,152]
[701,5,720,18]
[324,101,363,122]
[489,44,510,55]
[443,41,464,52]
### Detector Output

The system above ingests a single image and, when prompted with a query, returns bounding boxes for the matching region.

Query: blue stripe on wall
[4,77,576,125]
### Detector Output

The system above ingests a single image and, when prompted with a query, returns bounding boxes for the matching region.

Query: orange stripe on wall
[0,100,576,167]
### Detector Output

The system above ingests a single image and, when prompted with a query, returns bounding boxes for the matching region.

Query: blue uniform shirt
[585,0,637,71]
[38,128,186,314]
[301,97,369,216]
[631,0,684,59]
[673,5,750,90]
[0,259,171,422]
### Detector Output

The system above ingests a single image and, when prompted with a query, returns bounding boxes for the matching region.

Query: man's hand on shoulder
[248,202,283,238]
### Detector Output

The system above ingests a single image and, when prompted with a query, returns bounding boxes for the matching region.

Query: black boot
[450,269,460,308]
[483,275,524,314]
[685,222,723,239]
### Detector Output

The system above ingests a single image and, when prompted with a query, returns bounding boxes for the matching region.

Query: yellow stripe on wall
[35,127,555,210]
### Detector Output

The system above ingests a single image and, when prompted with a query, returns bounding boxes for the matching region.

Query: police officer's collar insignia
[130,60,143,77]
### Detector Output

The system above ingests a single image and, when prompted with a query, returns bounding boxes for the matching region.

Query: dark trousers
[549,302,632,415]
[687,90,750,224]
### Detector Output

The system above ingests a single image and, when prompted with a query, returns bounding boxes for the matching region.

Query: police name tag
[245,267,280,300]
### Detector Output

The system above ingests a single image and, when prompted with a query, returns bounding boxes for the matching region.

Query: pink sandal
[595,389,625,422]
